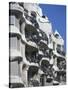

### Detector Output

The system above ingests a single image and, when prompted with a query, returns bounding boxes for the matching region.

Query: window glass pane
[20,23,25,34]
[24,8,28,13]
[9,15,20,29]
[49,34,52,43]
[31,11,36,18]
[57,44,61,50]
[10,37,17,49]
[53,42,55,50]
[61,45,64,51]
[10,61,18,76]
[21,43,23,55]
[9,15,15,25]
[15,17,20,29]
[17,37,20,51]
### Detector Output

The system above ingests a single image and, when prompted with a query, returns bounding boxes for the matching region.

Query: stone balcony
[38,31,48,48]
[9,2,24,18]
[9,49,22,61]
[9,25,27,44]
[9,75,24,88]
[40,57,50,70]
[24,12,39,29]
[48,43,53,50]
[38,39,48,49]
[26,40,38,49]
[25,35,39,49]
[56,48,65,56]
[53,50,65,59]
[9,25,21,38]
[26,55,39,64]
[38,50,44,56]
[37,15,52,35]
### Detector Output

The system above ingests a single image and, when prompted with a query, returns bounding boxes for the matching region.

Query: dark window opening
[53,42,55,50]
[42,15,45,18]
[31,11,36,18]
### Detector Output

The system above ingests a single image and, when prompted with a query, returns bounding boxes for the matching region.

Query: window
[9,15,20,29]
[55,34,59,38]
[10,37,17,49]
[24,8,28,13]
[17,37,20,51]
[53,42,55,50]
[19,3,24,8]
[10,37,20,51]
[41,31,48,41]
[20,23,25,34]
[57,44,61,51]
[31,11,36,18]
[9,15,15,25]
[42,15,45,18]
[49,34,52,43]
[61,45,64,51]
[24,12,28,19]
[10,61,19,76]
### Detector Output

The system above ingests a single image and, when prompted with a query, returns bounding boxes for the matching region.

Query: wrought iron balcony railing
[56,48,65,56]
[38,31,48,46]
[25,34,39,44]
[24,13,39,29]
[26,55,39,63]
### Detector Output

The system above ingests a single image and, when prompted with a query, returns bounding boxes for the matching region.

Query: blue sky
[39,4,66,51]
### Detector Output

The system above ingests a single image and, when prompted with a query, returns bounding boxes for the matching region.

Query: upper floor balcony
[37,15,52,35]
[48,43,53,50]
[56,48,65,56]
[9,34,23,62]
[25,33,38,48]
[25,33,39,44]
[39,39,48,47]
[9,75,24,88]
[9,25,27,44]
[9,25,21,39]
[52,32,64,46]
[9,2,24,18]
[40,57,50,74]
[53,50,65,59]
[57,58,66,71]
[57,60,66,78]
[39,50,50,65]
[28,65,39,84]
[24,10,39,29]
[38,50,44,56]
[38,31,48,48]
[25,25,39,48]
[25,22,38,35]
[38,48,50,61]
[9,49,22,62]
[26,41,38,49]
[26,55,39,64]
[25,44,39,65]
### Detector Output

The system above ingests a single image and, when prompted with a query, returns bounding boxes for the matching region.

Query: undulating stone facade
[9,2,66,88]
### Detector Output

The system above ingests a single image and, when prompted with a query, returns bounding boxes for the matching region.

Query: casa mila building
[9,2,66,88]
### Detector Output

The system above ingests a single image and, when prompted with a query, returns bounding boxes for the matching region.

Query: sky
[39,4,66,51]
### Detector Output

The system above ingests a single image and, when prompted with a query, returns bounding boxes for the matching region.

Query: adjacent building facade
[9,2,66,88]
